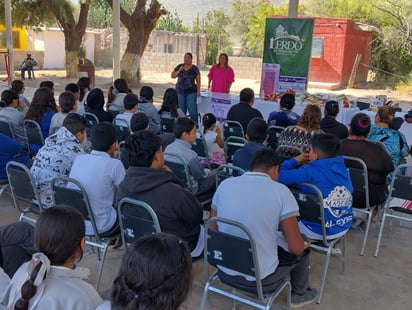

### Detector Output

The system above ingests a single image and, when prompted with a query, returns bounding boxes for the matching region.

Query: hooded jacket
[320,116,349,139]
[233,142,266,171]
[116,166,203,250]
[30,127,85,207]
[279,156,353,237]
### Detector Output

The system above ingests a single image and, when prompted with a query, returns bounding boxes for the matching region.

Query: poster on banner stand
[261,18,314,94]
[210,96,232,122]
[259,63,280,99]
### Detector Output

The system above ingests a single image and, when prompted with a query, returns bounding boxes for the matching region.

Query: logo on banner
[269,24,304,55]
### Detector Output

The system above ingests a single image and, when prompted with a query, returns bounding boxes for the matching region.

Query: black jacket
[227,102,263,133]
[116,166,203,250]
[320,116,349,139]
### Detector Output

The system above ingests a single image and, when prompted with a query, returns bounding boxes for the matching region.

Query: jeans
[178,92,198,125]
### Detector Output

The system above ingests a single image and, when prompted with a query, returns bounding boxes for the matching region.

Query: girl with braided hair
[98,233,192,310]
[1,206,102,309]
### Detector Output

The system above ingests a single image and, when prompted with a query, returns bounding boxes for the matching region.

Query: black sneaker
[291,288,317,308]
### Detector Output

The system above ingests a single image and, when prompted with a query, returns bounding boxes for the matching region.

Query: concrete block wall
[225,56,262,80]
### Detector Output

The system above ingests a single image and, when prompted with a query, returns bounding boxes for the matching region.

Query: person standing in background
[171,52,201,125]
[207,53,235,93]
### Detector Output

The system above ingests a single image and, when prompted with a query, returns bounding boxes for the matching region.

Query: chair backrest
[214,164,245,187]
[112,118,130,142]
[160,117,175,133]
[288,183,328,245]
[388,164,412,202]
[366,139,388,153]
[222,120,245,140]
[224,136,247,164]
[164,152,193,189]
[84,112,99,128]
[0,117,15,139]
[191,132,210,167]
[204,217,265,300]
[276,144,303,162]
[267,125,284,150]
[117,197,161,245]
[51,176,100,239]
[6,161,43,213]
[343,156,370,209]
[23,119,44,146]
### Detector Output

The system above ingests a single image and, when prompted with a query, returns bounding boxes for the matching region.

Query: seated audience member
[165,117,216,201]
[116,131,204,256]
[159,88,186,119]
[138,86,161,134]
[49,91,78,135]
[279,133,353,240]
[77,77,91,108]
[20,53,37,80]
[130,112,175,151]
[1,206,103,309]
[368,106,409,168]
[202,113,225,166]
[11,80,30,110]
[114,93,139,129]
[320,100,349,139]
[211,149,317,308]
[0,133,29,182]
[267,93,300,127]
[341,113,394,209]
[39,81,55,95]
[65,83,84,115]
[233,117,268,171]
[0,267,9,293]
[30,113,87,208]
[226,87,263,132]
[0,89,27,147]
[69,122,125,236]
[97,233,191,310]
[107,78,130,114]
[0,222,35,278]
[278,104,323,156]
[86,88,113,123]
[25,87,58,139]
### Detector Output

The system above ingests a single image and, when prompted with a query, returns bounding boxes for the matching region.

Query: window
[311,37,323,58]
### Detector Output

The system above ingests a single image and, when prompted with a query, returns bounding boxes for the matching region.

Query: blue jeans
[178,92,198,125]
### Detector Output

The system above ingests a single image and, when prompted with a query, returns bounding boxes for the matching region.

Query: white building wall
[43,30,65,69]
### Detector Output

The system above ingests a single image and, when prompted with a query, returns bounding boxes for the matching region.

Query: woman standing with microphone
[171,52,201,125]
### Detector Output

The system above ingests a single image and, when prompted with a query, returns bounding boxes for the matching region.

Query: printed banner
[261,18,314,94]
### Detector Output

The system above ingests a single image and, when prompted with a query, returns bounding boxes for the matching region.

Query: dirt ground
[8,68,412,111]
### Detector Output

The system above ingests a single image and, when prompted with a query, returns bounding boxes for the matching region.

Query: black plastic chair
[51,176,119,290]
[200,217,291,310]
[112,118,130,142]
[0,117,15,139]
[224,136,247,164]
[267,125,284,150]
[84,112,99,128]
[117,197,161,248]
[160,117,175,133]
[375,164,412,257]
[214,164,245,187]
[191,132,211,169]
[23,119,44,156]
[6,161,43,223]
[276,145,303,163]
[289,183,347,304]
[223,120,245,140]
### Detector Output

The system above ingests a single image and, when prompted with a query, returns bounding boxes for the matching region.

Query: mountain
[159,0,287,26]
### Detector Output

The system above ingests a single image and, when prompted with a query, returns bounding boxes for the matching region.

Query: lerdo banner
[260,18,314,96]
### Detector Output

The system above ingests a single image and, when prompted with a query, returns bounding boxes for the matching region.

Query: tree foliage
[192,9,232,65]
[0,0,55,27]
[156,11,189,32]
[88,0,136,28]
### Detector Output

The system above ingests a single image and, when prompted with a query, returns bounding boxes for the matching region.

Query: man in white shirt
[69,122,125,236]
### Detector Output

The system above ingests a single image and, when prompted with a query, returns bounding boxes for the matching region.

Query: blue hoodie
[233,142,266,171]
[278,156,353,238]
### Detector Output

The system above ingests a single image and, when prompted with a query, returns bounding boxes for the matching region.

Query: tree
[88,0,135,29]
[156,11,189,32]
[228,0,259,42]
[108,0,166,85]
[192,9,232,65]
[40,0,90,78]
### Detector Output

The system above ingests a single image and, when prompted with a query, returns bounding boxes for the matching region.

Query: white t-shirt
[203,129,217,157]
[212,172,300,280]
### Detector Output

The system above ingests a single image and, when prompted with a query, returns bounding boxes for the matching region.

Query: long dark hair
[110,233,192,310]
[25,87,57,123]
[77,77,91,101]
[14,206,85,310]
[159,88,180,118]
[0,89,18,107]
[108,78,130,103]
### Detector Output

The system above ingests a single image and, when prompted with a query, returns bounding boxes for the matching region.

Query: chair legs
[360,212,373,256]
[374,213,388,257]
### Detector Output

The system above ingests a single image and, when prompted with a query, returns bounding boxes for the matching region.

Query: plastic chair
[276,145,303,162]
[267,125,284,150]
[23,119,44,155]
[6,161,44,223]
[160,117,175,133]
[51,176,119,290]
[224,136,247,164]
[214,164,245,187]
[0,117,15,139]
[117,197,161,248]
[191,131,211,169]
[289,183,347,304]
[112,118,130,142]
[343,156,373,256]
[84,112,99,128]
[374,164,412,257]
[222,120,245,140]
[200,217,291,310]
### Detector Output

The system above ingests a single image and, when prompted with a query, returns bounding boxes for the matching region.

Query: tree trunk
[64,30,83,78]
[66,50,79,78]
[121,52,142,87]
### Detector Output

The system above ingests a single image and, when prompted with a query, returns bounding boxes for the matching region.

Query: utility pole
[5,0,14,82]
[112,0,121,80]
[288,0,299,18]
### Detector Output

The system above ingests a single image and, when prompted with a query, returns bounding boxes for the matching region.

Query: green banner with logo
[261,18,314,93]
